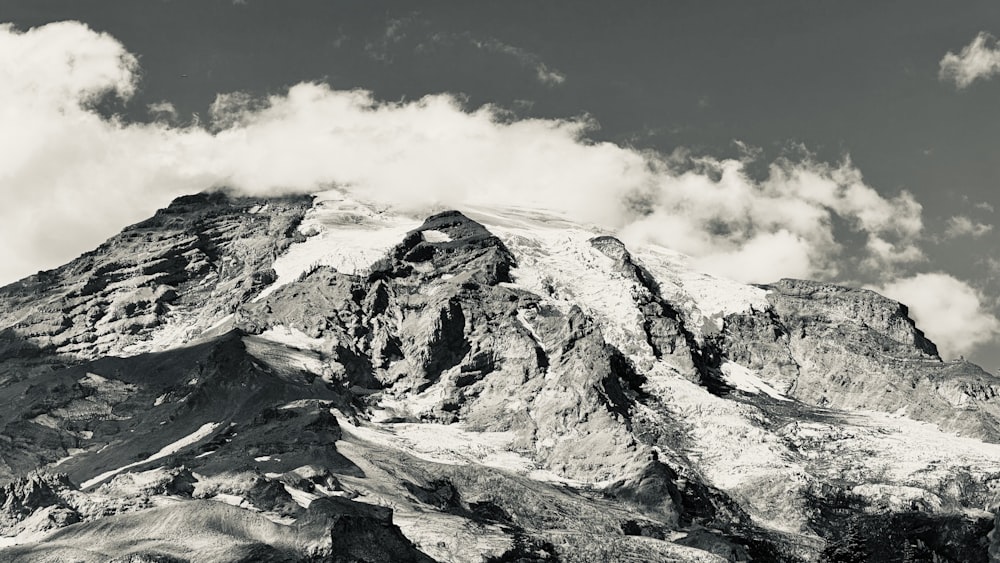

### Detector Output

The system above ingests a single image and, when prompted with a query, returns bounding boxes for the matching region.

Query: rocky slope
[0,192,310,364]
[717,278,1000,440]
[1,189,999,562]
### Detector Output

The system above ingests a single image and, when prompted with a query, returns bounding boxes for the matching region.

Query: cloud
[0,21,137,106]
[0,22,214,283]
[870,273,1000,359]
[1,20,929,291]
[534,63,566,86]
[361,17,566,87]
[202,89,927,282]
[147,101,178,120]
[943,215,993,239]
[466,36,566,86]
[620,154,924,281]
[939,32,1000,89]
[364,15,416,63]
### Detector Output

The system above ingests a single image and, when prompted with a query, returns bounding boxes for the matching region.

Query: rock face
[717,278,1000,441]
[0,473,80,536]
[589,235,705,379]
[2,191,1000,562]
[0,192,310,362]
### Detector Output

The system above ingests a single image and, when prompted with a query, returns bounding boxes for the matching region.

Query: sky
[2,1,1000,366]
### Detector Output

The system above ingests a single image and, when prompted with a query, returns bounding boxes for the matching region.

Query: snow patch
[79,372,108,386]
[50,448,85,468]
[280,399,333,410]
[204,313,234,333]
[253,191,420,302]
[211,493,253,509]
[393,509,513,563]
[256,325,326,352]
[720,362,790,401]
[283,484,319,508]
[421,229,452,243]
[341,419,536,474]
[639,247,770,315]
[515,309,545,349]
[81,422,221,489]
[378,386,453,419]
[342,418,618,489]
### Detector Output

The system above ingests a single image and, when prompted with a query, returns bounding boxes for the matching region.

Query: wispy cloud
[944,215,993,239]
[939,32,1000,89]
[467,36,566,86]
[363,16,566,87]
[364,15,416,63]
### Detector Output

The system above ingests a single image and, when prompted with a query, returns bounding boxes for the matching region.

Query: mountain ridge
[1,190,999,562]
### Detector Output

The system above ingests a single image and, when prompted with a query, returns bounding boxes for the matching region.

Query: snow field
[253,190,420,302]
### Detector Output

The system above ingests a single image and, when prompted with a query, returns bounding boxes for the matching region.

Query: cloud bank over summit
[1,20,996,358]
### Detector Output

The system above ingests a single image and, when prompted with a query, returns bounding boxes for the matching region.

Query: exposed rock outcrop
[0,192,311,360]
[716,278,1000,441]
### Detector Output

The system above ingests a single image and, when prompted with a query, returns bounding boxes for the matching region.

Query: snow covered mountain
[2,190,1000,562]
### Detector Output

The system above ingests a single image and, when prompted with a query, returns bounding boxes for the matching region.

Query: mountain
[2,189,1000,562]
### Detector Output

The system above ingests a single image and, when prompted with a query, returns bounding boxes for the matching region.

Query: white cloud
[0,21,137,107]
[0,20,928,290]
[862,236,925,272]
[535,63,566,86]
[870,273,1000,359]
[944,215,993,239]
[147,101,178,120]
[939,32,1000,89]
[686,230,815,282]
[619,155,924,281]
[0,22,212,283]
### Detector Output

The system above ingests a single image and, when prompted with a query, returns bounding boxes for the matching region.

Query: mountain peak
[2,192,1000,561]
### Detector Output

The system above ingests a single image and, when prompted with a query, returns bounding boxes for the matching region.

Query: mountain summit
[2,190,1000,562]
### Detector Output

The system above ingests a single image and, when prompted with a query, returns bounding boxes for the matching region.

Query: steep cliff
[716,278,1000,441]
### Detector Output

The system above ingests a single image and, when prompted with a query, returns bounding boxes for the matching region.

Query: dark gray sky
[4,0,1000,365]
